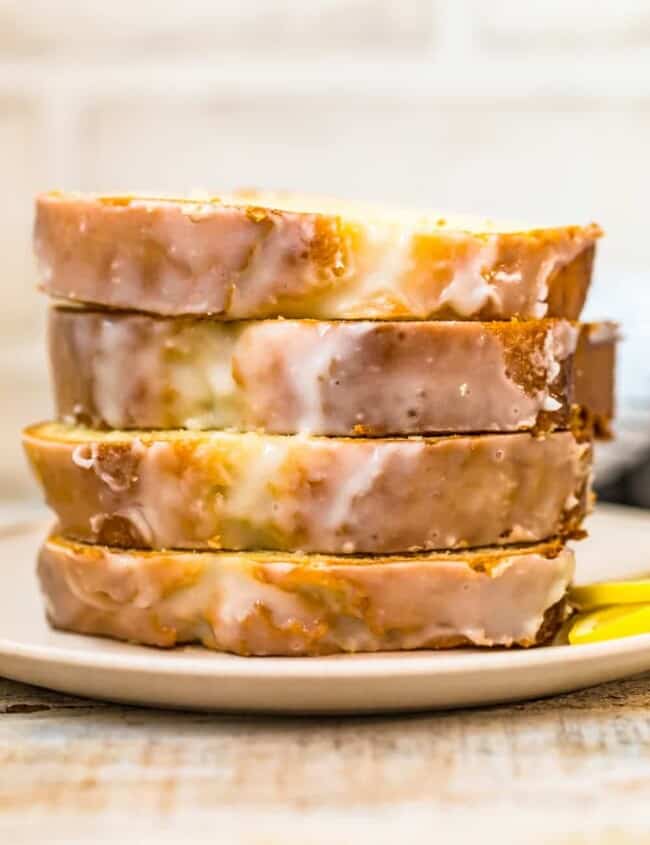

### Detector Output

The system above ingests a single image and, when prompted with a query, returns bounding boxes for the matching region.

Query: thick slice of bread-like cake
[35,192,601,320]
[50,308,617,436]
[39,535,573,655]
[24,423,592,554]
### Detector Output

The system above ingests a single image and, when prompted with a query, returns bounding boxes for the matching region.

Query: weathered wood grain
[3,675,650,843]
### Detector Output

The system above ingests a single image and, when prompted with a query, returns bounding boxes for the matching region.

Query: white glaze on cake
[39,536,574,655]
[35,193,601,320]
[24,424,592,553]
[49,311,614,436]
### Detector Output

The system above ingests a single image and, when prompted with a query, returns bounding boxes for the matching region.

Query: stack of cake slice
[23,192,616,655]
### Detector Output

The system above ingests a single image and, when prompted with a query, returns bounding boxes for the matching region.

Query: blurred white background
[1,0,649,499]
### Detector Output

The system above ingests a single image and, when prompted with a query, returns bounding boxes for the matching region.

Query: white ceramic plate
[2,505,650,714]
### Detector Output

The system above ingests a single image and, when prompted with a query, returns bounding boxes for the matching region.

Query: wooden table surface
[3,672,650,844]
[3,503,650,843]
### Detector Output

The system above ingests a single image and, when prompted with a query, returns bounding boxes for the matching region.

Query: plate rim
[4,629,650,681]
[3,513,650,685]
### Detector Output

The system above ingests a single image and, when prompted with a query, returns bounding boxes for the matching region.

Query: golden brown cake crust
[48,309,616,437]
[38,536,574,655]
[35,192,601,321]
[24,423,592,554]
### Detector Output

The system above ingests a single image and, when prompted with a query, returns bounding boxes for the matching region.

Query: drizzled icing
[529,321,580,417]
[437,234,501,317]
[50,311,613,436]
[25,424,592,553]
[36,193,601,320]
[39,538,575,654]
